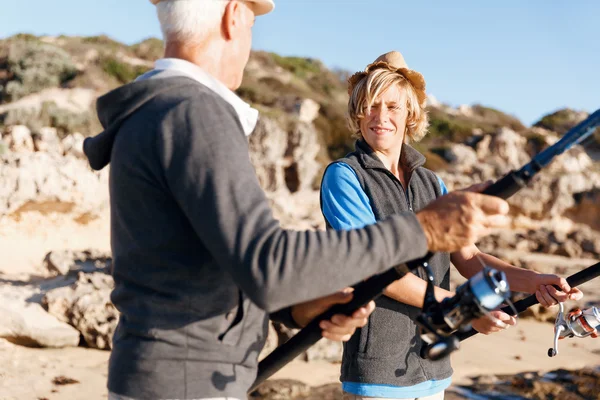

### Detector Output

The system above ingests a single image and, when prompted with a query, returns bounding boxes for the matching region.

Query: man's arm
[159,95,430,312]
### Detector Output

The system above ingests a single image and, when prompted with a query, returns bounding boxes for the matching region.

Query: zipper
[380,168,422,278]
[381,169,413,212]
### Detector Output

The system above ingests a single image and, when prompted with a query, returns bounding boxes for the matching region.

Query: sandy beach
[1,213,599,400]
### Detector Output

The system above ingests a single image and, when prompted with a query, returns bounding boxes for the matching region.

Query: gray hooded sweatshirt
[83,71,430,400]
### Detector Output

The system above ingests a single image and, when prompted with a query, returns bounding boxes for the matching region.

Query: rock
[285,122,321,192]
[249,117,289,193]
[43,270,116,350]
[454,367,600,399]
[251,118,321,194]
[440,125,600,224]
[43,250,73,276]
[250,379,311,399]
[269,190,324,231]
[474,134,492,159]
[294,99,320,124]
[33,127,62,154]
[554,239,582,258]
[487,127,530,170]
[251,380,342,400]
[42,249,111,277]
[52,375,80,385]
[305,337,343,362]
[0,149,109,216]
[475,223,600,263]
[0,301,80,348]
[446,144,478,173]
[565,188,600,231]
[5,125,34,152]
[61,132,85,158]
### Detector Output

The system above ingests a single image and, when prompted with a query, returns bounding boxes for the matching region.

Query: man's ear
[222,0,242,40]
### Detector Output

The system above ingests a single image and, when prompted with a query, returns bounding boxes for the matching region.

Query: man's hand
[533,274,583,307]
[290,288,375,342]
[416,182,510,253]
[471,310,517,334]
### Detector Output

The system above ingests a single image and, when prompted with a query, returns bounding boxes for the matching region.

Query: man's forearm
[383,272,454,308]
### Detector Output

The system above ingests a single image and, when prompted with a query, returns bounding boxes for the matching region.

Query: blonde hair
[347,68,428,142]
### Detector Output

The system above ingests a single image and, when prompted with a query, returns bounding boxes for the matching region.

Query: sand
[1,212,599,400]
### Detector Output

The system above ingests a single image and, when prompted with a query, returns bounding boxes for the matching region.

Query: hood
[83,76,194,170]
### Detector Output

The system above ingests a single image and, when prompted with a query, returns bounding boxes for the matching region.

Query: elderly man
[83,1,511,399]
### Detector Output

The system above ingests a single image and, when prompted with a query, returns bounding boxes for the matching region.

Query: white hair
[156,0,230,42]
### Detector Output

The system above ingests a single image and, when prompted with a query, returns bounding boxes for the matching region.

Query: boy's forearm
[452,245,538,294]
[383,272,454,308]
[478,253,538,293]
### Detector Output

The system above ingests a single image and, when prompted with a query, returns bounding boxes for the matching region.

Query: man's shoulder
[151,76,235,109]
[130,74,234,119]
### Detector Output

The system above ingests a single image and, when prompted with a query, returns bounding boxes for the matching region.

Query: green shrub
[3,101,101,138]
[271,54,322,79]
[3,106,37,128]
[100,56,150,84]
[237,75,306,108]
[533,108,585,135]
[426,113,475,143]
[2,40,78,102]
[306,69,345,97]
[471,104,525,132]
[9,33,40,42]
[236,77,279,106]
[82,35,124,50]
[130,38,164,61]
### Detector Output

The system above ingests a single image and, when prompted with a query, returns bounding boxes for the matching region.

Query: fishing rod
[453,261,600,342]
[250,108,600,392]
[423,260,600,360]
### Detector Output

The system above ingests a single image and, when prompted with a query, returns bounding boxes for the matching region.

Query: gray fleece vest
[323,140,453,387]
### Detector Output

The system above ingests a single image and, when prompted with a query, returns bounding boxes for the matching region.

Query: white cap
[149,0,275,16]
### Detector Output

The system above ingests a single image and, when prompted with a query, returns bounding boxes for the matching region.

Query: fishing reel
[548,304,600,357]
[416,263,511,360]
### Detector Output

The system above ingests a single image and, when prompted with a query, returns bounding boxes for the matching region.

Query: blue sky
[1,1,598,125]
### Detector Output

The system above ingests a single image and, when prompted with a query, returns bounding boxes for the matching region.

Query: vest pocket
[358,298,416,360]
[218,289,248,346]
[357,315,371,354]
